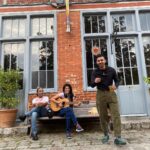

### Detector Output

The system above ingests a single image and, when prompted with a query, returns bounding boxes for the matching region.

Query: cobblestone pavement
[0,130,150,150]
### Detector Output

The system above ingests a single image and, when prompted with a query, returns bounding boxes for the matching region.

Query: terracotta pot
[0,109,17,128]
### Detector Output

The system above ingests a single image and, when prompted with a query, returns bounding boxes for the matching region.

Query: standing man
[91,54,126,145]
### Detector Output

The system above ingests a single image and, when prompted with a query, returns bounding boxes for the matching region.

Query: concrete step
[0,116,150,136]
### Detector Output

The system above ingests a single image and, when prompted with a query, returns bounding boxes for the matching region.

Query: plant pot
[0,109,18,128]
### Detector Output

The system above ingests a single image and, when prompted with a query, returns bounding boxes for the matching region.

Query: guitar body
[50,98,70,112]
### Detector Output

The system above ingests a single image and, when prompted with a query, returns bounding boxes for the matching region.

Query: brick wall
[0,0,146,5]
[0,0,150,104]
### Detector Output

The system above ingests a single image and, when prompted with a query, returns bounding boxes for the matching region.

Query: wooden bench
[27,99,99,134]
[38,101,99,120]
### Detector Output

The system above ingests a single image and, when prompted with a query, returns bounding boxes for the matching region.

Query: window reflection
[140,13,150,31]
[84,15,106,33]
[112,14,135,32]
[85,38,107,86]
[31,17,54,36]
[31,40,54,89]
[143,36,150,77]
[2,42,25,89]
[114,38,139,85]
[3,18,26,38]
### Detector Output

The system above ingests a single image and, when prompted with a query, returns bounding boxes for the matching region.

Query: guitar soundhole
[62,102,65,107]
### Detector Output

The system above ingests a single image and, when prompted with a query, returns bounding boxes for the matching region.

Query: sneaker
[114,137,126,145]
[66,132,72,139]
[76,124,84,132]
[101,135,109,144]
[19,115,26,122]
[31,133,38,141]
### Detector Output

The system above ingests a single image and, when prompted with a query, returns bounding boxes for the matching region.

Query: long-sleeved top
[91,66,119,91]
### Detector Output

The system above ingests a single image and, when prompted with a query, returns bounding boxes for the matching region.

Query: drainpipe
[65,0,71,32]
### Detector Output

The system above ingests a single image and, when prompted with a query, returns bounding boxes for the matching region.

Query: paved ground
[0,129,150,150]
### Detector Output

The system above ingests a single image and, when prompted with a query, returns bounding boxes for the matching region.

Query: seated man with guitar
[50,83,84,139]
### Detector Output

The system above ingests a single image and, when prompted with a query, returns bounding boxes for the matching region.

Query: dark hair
[63,83,74,101]
[95,54,106,60]
[36,87,43,96]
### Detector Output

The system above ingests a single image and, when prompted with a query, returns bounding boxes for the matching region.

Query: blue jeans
[25,107,48,134]
[58,107,78,133]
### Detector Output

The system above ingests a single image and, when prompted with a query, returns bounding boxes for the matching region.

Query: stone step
[0,116,150,136]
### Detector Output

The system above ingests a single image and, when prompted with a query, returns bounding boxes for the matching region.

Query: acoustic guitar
[50,98,89,112]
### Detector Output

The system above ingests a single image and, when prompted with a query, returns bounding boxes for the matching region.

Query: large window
[30,16,54,89]
[83,12,139,89]
[142,36,150,77]
[1,17,26,89]
[0,14,56,91]
[84,14,108,88]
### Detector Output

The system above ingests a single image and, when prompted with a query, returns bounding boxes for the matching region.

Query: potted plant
[0,69,21,128]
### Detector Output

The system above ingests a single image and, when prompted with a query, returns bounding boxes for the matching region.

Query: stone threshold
[0,116,150,136]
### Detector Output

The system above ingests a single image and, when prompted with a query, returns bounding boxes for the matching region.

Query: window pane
[18,44,24,71]
[47,18,54,36]
[115,39,123,67]
[125,68,132,85]
[84,16,91,33]
[99,16,105,33]
[19,19,26,37]
[3,19,11,38]
[84,15,106,33]
[117,68,125,85]
[40,18,46,35]
[39,41,46,70]
[85,39,92,68]
[31,42,39,71]
[87,69,93,86]
[32,71,38,89]
[31,17,54,36]
[12,19,19,37]
[47,70,54,88]
[47,41,54,70]
[142,36,150,77]
[140,12,150,31]
[11,44,18,70]
[132,68,139,84]
[32,18,39,36]
[92,16,98,33]
[40,71,46,88]
[3,18,26,38]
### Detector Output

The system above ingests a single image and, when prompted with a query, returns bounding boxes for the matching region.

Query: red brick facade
[0,0,150,105]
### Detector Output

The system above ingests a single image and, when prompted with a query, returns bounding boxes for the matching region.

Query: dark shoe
[47,109,54,118]
[114,137,126,145]
[66,132,72,139]
[101,135,109,144]
[32,133,38,141]
[76,124,84,132]
[19,115,26,122]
